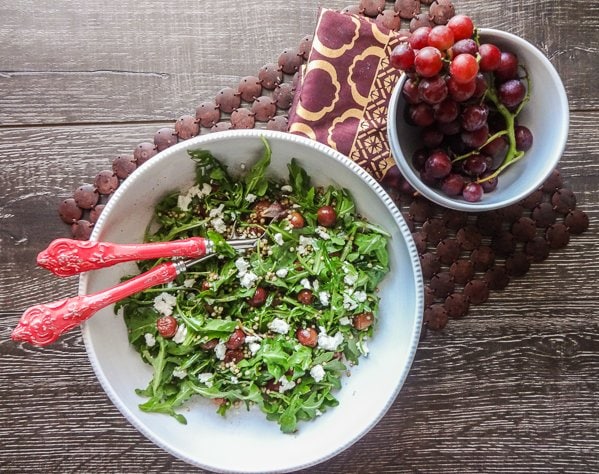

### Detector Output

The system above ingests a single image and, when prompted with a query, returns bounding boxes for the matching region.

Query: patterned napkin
[288,8,402,182]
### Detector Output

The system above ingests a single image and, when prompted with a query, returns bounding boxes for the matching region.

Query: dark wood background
[1,0,598,472]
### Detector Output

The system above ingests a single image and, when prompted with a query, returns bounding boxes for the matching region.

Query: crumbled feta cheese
[172,324,188,344]
[211,217,227,234]
[235,257,250,275]
[315,409,323,417]
[315,226,330,240]
[177,183,212,211]
[268,318,290,334]
[275,268,288,278]
[239,271,258,288]
[300,278,312,289]
[297,235,315,256]
[172,368,187,379]
[245,193,257,203]
[245,335,261,343]
[280,184,293,193]
[317,329,344,351]
[344,272,359,286]
[248,342,261,355]
[343,291,359,311]
[312,280,320,292]
[153,292,177,316]
[208,203,225,218]
[273,233,284,246]
[339,316,351,326]
[318,291,330,306]
[183,278,196,288]
[278,376,296,393]
[214,342,227,360]
[358,340,370,356]
[353,290,367,303]
[230,376,239,384]
[144,333,156,347]
[310,364,326,383]
[197,372,214,387]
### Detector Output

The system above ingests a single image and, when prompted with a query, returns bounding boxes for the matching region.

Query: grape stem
[451,129,508,163]
[475,72,531,184]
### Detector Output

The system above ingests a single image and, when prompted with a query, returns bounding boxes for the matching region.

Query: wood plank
[1,0,597,126]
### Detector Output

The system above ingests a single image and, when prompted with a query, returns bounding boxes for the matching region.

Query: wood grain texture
[1,0,598,472]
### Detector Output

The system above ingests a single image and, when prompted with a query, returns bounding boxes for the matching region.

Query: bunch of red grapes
[390,14,533,203]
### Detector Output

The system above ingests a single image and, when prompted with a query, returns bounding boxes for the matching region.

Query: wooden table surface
[1,0,598,472]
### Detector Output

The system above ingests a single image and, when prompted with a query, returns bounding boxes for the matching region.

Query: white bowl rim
[387,28,569,212]
[80,129,424,473]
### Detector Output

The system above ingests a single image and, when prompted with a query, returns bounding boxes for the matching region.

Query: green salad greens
[117,138,391,433]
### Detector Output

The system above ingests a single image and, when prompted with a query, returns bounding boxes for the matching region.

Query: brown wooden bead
[520,188,543,209]
[470,245,495,272]
[259,63,283,90]
[429,271,455,299]
[215,87,241,114]
[360,0,385,17]
[564,209,589,234]
[238,76,262,102]
[195,101,221,128]
[211,121,233,133]
[491,231,516,257]
[505,252,530,277]
[272,83,295,110]
[449,259,474,285]
[153,127,177,152]
[230,108,256,129]
[443,209,468,230]
[266,115,289,132]
[251,96,277,122]
[498,203,524,223]
[133,142,157,166]
[424,303,448,330]
[93,170,119,195]
[112,154,137,179]
[89,204,105,224]
[525,236,550,262]
[532,202,557,228]
[542,168,563,192]
[278,48,303,75]
[551,188,576,214]
[422,218,447,245]
[409,198,434,222]
[475,211,503,236]
[511,216,537,242]
[545,223,570,249]
[445,293,469,319]
[412,231,427,255]
[342,5,362,15]
[394,0,420,19]
[484,266,510,291]
[436,238,461,265]
[58,198,82,224]
[420,253,441,279]
[73,183,99,209]
[455,226,482,251]
[429,0,455,25]
[71,219,93,240]
[174,114,200,140]
[410,12,434,31]
[463,279,489,305]
[297,35,313,60]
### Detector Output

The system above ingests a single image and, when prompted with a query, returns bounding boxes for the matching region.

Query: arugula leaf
[244,136,271,197]
[206,230,237,258]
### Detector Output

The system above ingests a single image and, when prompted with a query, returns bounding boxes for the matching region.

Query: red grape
[428,25,454,51]
[437,119,461,136]
[433,98,459,123]
[401,77,421,104]
[462,154,488,177]
[478,43,502,71]
[447,76,476,102]
[412,148,429,170]
[447,14,474,41]
[495,51,519,82]
[498,79,526,108]
[461,104,489,132]
[421,127,444,148]
[462,182,484,202]
[441,173,465,196]
[418,75,448,105]
[414,47,444,77]
[449,53,479,84]
[461,123,489,149]
[480,173,499,193]
[425,150,452,178]
[515,125,534,151]
[451,39,478,56]
[408,103,435,127]
[472,73,488,99]
[390,42,415,70]
[409,26,431,50]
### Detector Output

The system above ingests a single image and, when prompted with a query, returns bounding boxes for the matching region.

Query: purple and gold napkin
[288,8,402,182]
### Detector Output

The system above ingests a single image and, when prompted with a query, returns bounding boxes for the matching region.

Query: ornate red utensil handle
[11,261,185,346]
[37,237,210,277]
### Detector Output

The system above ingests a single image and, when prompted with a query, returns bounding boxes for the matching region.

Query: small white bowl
[80,130,423,473]
[387,28,569,212]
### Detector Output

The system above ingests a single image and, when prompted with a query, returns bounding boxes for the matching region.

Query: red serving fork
[12,236,257,346]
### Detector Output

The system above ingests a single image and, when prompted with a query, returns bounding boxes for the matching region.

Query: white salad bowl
[81,129,423,473]
[387,28,569,212]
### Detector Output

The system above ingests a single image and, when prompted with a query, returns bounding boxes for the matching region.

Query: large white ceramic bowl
[80,130,423,473]
[388,28,569,212]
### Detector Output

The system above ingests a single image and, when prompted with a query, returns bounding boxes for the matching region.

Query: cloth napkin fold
[288,8,402,182]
